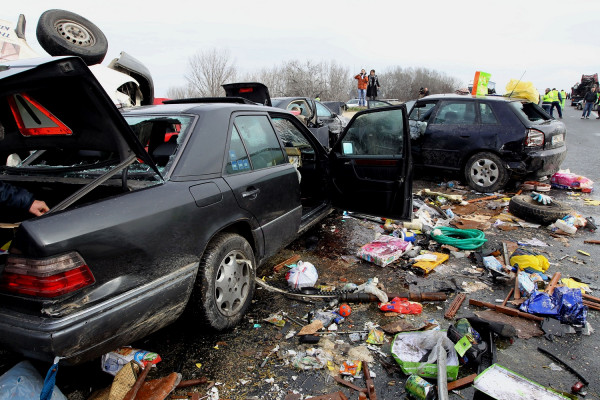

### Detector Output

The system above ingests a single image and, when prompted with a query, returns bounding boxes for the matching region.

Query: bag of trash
[101,347,161,376]
[509,248,549,273]
[504,79,540,103]
[391,330,459,380]
[0,361,67,400]
[286,261,318,289]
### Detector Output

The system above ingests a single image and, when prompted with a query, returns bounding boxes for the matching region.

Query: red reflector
[0,265,95,298]
[239,88,254,93]
[8,93,73,136]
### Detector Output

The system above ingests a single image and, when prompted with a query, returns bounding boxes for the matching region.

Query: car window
[509,101,551,123]
[341,109,404,156]
[271,118,311,147]
[479,103,498,124]
[287,100,310,117]
[233,115,286,170]
[315,102,333,118]
[225,126,252,174]
[432,101,477,125]
[409,102,436,121]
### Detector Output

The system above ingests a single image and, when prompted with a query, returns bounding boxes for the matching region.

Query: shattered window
[409,102,436,122]
[271,118,311,148]
[509,101,550,123]
[341,109,404,156]
[233,115,286,170]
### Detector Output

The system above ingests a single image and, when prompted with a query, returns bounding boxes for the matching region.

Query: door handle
[242,188,260,199]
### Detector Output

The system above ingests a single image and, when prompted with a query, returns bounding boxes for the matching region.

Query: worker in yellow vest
[541,88,552,114]
[549,88,562,118]
[560,89,567,112]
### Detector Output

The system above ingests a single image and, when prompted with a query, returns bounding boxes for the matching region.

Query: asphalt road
[2,104,599,400]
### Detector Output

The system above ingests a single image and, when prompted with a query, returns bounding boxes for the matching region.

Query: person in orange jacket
[354,69,369,106]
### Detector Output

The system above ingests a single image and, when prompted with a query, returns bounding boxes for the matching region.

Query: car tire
[464,152,508,193]
[195,233,255,330]
[36,9,108,66]
[509,194,574,225]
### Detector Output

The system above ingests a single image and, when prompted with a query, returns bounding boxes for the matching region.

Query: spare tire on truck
[36,9,108,65]
[508,194,574,225]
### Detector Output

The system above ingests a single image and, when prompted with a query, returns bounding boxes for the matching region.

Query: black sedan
[408,94,567,192]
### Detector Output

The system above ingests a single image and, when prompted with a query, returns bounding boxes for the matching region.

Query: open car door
[329,105,412,219]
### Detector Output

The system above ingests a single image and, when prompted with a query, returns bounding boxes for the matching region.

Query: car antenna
[507,70,527,99]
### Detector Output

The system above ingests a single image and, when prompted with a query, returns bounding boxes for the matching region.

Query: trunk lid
[222,82,272,106]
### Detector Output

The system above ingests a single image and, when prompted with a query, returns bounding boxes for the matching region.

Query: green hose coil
[430,227,487,250]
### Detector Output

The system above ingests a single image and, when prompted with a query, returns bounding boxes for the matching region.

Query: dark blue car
[408,94,567,192]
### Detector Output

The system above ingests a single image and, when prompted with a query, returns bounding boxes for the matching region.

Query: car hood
[0,56,159,173]
[222,82,271,106]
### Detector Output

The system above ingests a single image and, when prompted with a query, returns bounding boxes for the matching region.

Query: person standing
[542,88,552,114]
[354,69,368,107]
[366,70,380,101]
[560,89,567,112]
[581,86,597,119]
[549,88,562,118]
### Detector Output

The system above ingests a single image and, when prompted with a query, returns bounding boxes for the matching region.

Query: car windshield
[509,102,551,123]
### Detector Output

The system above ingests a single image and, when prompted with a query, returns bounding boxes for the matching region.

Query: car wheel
[509,194,574,225]
[36,9,108,65]
[464,152,508,193]
[196,233,255,330]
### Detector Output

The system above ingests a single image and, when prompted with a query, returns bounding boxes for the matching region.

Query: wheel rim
[54,19,96,47]
[214,250,252,317]
[469,158,499,188]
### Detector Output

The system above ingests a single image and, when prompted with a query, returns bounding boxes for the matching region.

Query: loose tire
[509,194,574,225]
[196,233,255,330]
[36,9,108,65]
[464,152,508,193]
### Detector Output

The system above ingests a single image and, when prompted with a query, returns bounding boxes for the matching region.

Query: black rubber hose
[537,347,589,386]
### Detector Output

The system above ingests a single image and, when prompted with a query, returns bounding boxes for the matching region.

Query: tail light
[525,129,545,147]
[0,252,94,298]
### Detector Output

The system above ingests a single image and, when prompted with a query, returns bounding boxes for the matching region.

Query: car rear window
[509,102,551,124]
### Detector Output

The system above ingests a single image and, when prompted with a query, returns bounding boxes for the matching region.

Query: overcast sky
[4,0,598,98]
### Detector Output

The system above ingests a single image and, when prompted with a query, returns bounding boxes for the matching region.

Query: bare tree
[380,67,462,102]
[185,48,237,97]
[166,85,197,99]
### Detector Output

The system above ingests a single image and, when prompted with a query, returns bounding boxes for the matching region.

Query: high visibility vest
[549,90,559,102]
[542,93,552,103]
[560,91,567,103]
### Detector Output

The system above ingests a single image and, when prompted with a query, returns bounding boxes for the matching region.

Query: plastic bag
[379,297,423,314]
[520,287,587,325]
[510,248,549,273]
[286,261,318,289]
[504,79,540,103]
[551,171,594,192]
[0,361,67,400]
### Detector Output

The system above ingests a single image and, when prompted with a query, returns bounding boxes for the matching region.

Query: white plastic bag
[286,261,318,289]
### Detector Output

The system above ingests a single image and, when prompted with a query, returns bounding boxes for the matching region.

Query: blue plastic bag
[0,361,66,400]
[520,287,587,325]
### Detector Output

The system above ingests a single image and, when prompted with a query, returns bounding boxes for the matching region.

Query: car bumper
[0,262,198,364]
[505,146,567,177]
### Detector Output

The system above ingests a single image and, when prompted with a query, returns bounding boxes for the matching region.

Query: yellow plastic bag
[560,278,590,294]
[504,80,540,103]
[510,254,549,273]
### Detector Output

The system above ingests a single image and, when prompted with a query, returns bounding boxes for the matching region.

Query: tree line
[167,48,463,102]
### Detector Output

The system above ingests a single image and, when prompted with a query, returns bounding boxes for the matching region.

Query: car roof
[121,102,279,116]
[419,93,524,103]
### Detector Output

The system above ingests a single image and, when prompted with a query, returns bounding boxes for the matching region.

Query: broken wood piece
[447,373,477,391]
[333,376,367,393]
[176,378,208,388]
[583,240,600,245]
[582,300,600,311]
[514,272,521,300]
[273,254,301,273]
[582,293,600,303]
[469,299,543,321]
[502,288,514,306]
[444,293,466,319]
[122,363,153,400]
[467,195,500,203]
[545,272,562,295]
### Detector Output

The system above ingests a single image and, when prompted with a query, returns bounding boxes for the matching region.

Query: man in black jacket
[0,181,49,216]
[581,86,597,119]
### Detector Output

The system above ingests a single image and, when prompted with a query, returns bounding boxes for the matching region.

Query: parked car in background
[345,98,361,109]
[0,57,412,364]
[1,9,154,107]
[223,83,349,148]
[408,94,567,192]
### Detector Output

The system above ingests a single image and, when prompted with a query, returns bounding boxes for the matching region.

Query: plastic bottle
[554,219,577,234]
